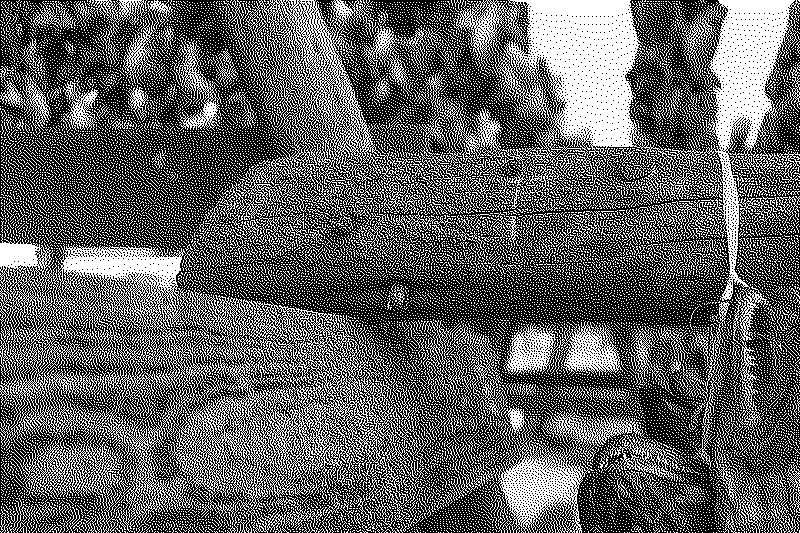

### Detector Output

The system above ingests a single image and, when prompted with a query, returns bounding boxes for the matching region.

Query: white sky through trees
[513,0,793,148]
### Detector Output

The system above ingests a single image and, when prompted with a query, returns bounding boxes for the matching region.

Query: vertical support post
[608,323,647,392]
[485,318,516,419]
[203,0,374,156]
[609,323,646,429]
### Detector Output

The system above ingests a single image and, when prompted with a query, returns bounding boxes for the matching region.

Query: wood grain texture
[213,0,374,157]
[0,269,514,533]
[178,147,800,325]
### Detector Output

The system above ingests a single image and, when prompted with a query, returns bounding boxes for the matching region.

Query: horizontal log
[178,147,800,324]
[0,127,429,248]
[0,129,264,248]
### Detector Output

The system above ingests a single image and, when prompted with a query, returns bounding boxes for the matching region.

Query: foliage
[0,0,591,151]
[753,0,800,153]
[320,0,589,151]
[627,0,726,152]
[1,0,246,129]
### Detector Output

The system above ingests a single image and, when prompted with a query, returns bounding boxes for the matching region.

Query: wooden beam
[171,0,374,156]
[177,147,800,325]
[0,125,413,248]
[0,129,268,248]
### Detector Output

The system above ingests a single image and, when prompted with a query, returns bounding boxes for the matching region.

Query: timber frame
[1,1,797,386]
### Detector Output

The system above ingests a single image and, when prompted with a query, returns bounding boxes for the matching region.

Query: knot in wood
[328,212,355,238]
[386,282,409,312]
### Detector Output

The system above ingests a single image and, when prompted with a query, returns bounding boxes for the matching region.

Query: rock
[23,443,123,498]
[3,407,139,504]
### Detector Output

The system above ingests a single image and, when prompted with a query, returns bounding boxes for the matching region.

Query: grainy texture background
[179,147,800,323]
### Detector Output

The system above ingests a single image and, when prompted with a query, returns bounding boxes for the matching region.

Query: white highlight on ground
[502,455,582,528]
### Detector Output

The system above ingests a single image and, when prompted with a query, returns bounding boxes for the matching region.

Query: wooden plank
[177,147,800,325]
[0,125,417,248]
[0,129,269,248]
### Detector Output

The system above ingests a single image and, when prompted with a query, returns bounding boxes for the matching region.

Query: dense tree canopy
[0,0,590,151]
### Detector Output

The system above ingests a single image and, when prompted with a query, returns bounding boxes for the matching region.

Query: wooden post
[35,245,65,271]
[177,147,800,325]
[172,0,374,156]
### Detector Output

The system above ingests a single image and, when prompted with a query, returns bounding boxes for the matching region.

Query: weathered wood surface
[0,268,514,533]
[178,147,800,325]
[208,0,375,157]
